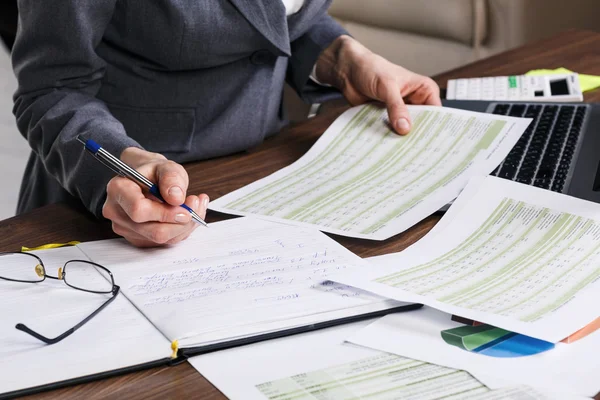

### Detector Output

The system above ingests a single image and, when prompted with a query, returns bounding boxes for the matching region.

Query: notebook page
[0,247,171,396]
[77,218,405,348]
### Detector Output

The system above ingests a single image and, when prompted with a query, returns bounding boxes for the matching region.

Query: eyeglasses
[0,252,120,345]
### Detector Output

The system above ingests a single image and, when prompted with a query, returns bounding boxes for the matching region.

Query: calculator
[446,73,583,102]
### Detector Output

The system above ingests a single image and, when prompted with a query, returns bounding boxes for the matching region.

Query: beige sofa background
[330,0,600,76]
[286,0,600,121]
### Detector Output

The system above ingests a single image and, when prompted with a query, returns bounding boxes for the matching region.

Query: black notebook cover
[0,303,421,399]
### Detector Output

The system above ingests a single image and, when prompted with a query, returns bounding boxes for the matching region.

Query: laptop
[442,100,600,203]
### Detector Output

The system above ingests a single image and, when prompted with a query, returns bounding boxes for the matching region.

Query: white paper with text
[333,177,600,342]
[348,307,599,398]
[210,104,531,240]
[78,218,405,348]
[190,319,580,400]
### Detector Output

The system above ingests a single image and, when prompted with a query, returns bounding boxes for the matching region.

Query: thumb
[380,83,411,135]
[155,161,189,206]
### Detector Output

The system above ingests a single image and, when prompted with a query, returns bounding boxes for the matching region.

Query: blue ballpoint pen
[76,136,208,227]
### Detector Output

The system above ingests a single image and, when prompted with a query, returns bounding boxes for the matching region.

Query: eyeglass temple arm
[15,286,120,345]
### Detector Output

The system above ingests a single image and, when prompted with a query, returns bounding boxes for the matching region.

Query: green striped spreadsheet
[210,104,530,240]
[255,353,487,400]
[376,198,600,323]
[255,352,552,400]
[333,176,600,342]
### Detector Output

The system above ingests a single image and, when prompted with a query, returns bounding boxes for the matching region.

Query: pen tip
[191,211,208,227]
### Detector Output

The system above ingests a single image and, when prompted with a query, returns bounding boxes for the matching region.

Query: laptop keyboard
[490,103,587,193]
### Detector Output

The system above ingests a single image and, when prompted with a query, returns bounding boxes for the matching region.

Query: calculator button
[467,78,482,100]
[481,77,495,100]
[495,77,508,100]
[455,79,469,99]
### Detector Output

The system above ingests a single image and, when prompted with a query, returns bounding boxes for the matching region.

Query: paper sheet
[77,218,406,348]
[0,247,171,396]
[209,104,531,240]
[190,319,578,400]
[333,176,600,342]
[347,307,599,398]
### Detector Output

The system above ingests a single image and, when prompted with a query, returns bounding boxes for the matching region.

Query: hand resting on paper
[314,35,442,135]
[102,147,209,247]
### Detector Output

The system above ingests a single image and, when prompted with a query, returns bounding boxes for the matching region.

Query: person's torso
[96,0,329,162]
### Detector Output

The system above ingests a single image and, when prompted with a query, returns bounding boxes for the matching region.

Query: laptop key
[498,165,518,179]
[493,104,510,115]
[533,178,551,188]
[516,176,533,184]
[509,104,526,117]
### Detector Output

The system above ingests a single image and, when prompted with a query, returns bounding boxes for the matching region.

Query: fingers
[377,77,412,135]
[110,223,159,248]
[112,221,196,248]
[105,175,210,247]
[197,194,210,220]
[106,177,194,224]
[155,161,190,206]
[105,193,208,246]
[406,77,442,107]
[112,217,196,247]
[122,201,198,244]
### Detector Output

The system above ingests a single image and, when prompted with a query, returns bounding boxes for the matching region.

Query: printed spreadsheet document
[347,307,598,398]
[189,320,568,400]
[210,104,531,240]
[333,176,600,343]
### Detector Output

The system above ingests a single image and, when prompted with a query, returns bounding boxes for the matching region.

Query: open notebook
[0,218,416,398]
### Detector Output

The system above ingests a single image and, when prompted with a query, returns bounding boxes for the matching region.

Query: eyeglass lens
[63,261,114,294]
[0,252,45,283]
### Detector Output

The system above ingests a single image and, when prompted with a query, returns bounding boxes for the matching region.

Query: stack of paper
[189,320,582,400]
[329,176,600,397]
[347,307,599,398]
[187,108,598,399]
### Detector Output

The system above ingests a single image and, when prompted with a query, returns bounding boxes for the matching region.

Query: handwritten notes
[78,218,406,348]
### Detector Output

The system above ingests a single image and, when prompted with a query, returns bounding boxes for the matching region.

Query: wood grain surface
[1,29,599,400]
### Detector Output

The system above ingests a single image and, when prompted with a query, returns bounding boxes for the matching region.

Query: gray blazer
[12,0,345,217]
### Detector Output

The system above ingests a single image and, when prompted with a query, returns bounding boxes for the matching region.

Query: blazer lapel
[228,0,291,56]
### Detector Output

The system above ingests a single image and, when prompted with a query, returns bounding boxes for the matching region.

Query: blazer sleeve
[286,13,348,104]
[12,0,142,217]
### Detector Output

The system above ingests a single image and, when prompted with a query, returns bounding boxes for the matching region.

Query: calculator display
[550,79,570,96]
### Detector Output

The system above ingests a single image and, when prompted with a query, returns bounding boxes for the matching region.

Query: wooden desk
[2,29,599,400]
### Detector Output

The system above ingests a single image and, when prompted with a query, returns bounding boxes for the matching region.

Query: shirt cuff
[309,63,332,87]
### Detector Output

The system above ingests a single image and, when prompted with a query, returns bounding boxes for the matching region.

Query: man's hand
[315,35,441,135]
[102,147,209,247]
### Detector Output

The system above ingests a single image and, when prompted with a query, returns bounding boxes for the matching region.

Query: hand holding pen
[78,137,209,248]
